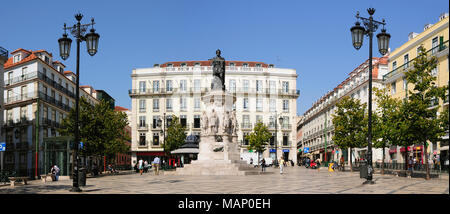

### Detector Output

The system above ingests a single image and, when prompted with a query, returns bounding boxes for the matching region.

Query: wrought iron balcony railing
[383,40,448,81]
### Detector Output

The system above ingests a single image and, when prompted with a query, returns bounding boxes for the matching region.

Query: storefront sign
[270,149,276,153]
[0,142,5,152]
[304,147,310,153]
[283,149,290,153]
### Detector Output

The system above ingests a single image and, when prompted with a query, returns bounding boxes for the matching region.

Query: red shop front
[400,146,424,163]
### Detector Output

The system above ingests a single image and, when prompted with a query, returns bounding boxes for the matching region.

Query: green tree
[164,115,187,157]
[332,96,366,172]
[59,98,130,166]
[373,87,402,174]
[401,45,447,179]
[246,121,272,165]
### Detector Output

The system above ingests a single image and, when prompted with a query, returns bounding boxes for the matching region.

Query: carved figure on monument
[209,109,219,135]
[231,111,238,135]
[222,111,231,134]
[201,111,209,135]
[210,49,225,91]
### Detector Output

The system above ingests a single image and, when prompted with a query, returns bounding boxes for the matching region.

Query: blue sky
[0,0,448,115]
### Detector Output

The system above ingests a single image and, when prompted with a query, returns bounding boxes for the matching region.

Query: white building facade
[300,57,388,164]
[129,60,299,166]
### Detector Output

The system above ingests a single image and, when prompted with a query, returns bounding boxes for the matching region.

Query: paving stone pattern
[0,167,448,194]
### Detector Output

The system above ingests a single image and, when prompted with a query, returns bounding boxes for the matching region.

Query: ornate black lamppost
[58,13,100,192]
[350,8,390,184]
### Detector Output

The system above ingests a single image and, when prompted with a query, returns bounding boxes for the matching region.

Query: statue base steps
[175,159,274,176]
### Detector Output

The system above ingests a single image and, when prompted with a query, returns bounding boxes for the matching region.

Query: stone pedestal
[176,90,272,176]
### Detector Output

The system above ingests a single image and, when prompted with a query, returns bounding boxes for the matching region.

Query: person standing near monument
[153,156,160,175]
[279,158,285,174]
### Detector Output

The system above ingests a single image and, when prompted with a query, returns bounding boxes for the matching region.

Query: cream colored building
[2,48,99,177]
[300,57,388,164]
[129,60,299,166]
[383,13,449,164]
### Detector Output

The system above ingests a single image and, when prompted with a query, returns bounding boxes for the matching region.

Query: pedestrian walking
[138,159,144,175]
[279,159,285,174]
[250,158,253,166]
[144,160,149,173]
[50,164,60,181]
[153,156,160,175]
[261,158,266,172]
[408,158,413,178]
[316,158,321,172]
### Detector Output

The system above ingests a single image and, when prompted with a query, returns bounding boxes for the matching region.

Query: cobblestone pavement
[0,166,448,194]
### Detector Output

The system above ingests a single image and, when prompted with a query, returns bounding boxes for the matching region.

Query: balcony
[383,40,449,81]
[137,124,149,131]
[4,92,36,105]
[281,124,292,130]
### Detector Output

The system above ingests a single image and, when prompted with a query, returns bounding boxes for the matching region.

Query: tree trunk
[381,146,385,175]
[424,143,430,180]
[349,147,353,172]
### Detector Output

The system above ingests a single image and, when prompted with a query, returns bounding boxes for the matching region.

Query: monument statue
[231,111,238,135]
[210,49,225,91]
[201,111,209,135]
[209,109,218,135]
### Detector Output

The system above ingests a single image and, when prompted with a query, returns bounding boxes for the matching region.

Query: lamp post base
[70,187,82,192]
[362,180,375,185]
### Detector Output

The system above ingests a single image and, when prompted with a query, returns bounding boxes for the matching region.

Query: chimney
[439,13,449,21]
[408,32,419,41]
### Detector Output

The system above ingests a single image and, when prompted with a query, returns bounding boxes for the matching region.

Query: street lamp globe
[85,28,100,56]
[350,21,365,50]
[278,116,284,125]
[58,33,72,60]
[377,29,391,55]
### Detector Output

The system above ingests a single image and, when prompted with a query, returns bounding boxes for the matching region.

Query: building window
[153,99,159,111]
[139,81,146,92]
[229,79,236,92]
[256,115,263,123]
[139,133,146,146]
[194,79,201,92]
[270,99,276,112]
[243,133,249,145]
[153,80,160,92]
[256,98,263,111]
[282,81,289,93]
[13,54,21,63]
[180,80,187,91]
[256,80,263,92]
[180,97,187,111]
[403,77,407,90]
[243,63,248,67]
[194,115,200,128]
[153,133,159,146]
[243,80,249,92]
[392,61,397,70]
[243,115,250,126]
[167,63,173,67]
[194,62,200,67]
[283,100,289,112]
[180,115,187,127]
[152,116,160,129]
[269,81,276,93]
[139,100,146,112]
[229,62,235,67]
[432,37,438,54]
[20,107,27,120]
[139,116,146,127]
[404,54,409,68]
[256,64,261,68]
[194,98,201,110]
[166,80,173,92]
[391,82,396,95]
[243,98,249,111]
[166,99,173,111]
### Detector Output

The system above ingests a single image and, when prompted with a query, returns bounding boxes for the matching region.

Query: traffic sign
[0,142,5,152]
[80,142,84,149]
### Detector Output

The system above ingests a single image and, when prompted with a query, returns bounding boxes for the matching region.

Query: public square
[0,166,448,194]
